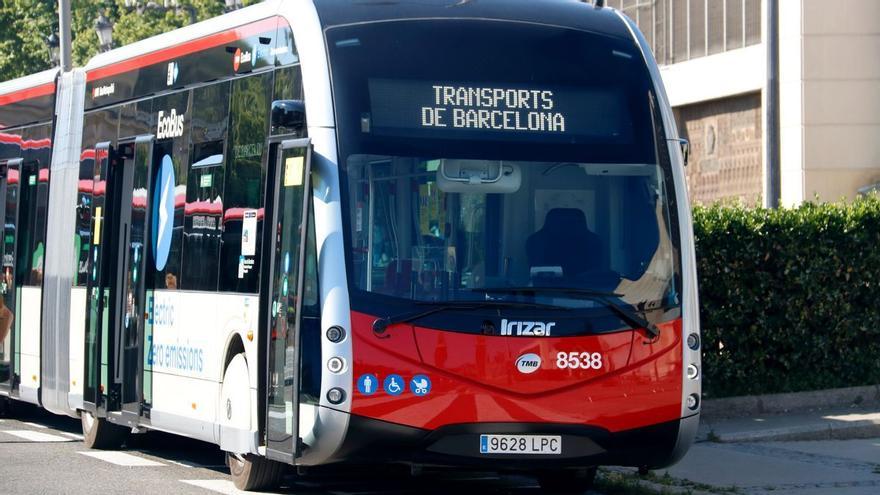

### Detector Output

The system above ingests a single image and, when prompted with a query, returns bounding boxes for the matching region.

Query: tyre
[0,396,12,417]
[227,452,286,491]
[536,467,597,493]
[81,409,128,449]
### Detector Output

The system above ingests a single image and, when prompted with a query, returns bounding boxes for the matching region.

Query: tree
[0,1,261,83]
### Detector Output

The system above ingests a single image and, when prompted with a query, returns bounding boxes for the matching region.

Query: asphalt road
[0,402,601,495]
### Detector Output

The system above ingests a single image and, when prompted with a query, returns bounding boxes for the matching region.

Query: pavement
[621,403,880,495]
[0,396,879,494]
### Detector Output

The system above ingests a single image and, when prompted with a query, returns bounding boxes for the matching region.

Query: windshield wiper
[469,287,660,339]
[372,300,563,338]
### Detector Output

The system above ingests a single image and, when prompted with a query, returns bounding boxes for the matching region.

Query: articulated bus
[0,0,700,491]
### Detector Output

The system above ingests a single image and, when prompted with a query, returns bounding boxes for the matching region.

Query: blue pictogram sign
[410,375,432,396]
[357,374,378,395]
[383,374,405,396]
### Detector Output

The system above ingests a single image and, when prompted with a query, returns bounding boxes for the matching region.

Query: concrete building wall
[795,0,880,202]
[643,0,880,206]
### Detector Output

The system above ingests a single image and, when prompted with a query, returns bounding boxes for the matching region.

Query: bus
[0,0,701,491]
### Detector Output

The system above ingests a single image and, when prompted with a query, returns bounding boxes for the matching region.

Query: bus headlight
[326,326,346,343]
[687,364,700,380]
[327,387,346,405]
[686,333,700,350]
[327,357,346,374]
[687,393,700,410]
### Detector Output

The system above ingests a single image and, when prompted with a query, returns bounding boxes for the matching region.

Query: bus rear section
[322,12,700,486]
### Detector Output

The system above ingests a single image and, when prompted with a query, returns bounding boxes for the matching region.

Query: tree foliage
[0,0,260,83]
[694,196,880,398]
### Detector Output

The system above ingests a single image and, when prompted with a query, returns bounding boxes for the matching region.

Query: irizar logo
[515,353,542,374]
[501,319,555,336]
[157,109,185,140]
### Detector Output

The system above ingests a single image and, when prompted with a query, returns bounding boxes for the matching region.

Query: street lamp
[45,33,60,67]
[94,14,114,53]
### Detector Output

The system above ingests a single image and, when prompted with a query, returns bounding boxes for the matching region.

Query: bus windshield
[328,19,681,320]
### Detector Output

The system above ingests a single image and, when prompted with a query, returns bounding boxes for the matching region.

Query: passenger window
[150,91,191,290]
[273,23,299,67]
[18,123,53,287]
[219,73,272,293]
[76,109,121,286]
[15,161,42,286]
[118,100,152,139]
[181,82,230,291]
[182,141,225,291]
[273,65,303,103]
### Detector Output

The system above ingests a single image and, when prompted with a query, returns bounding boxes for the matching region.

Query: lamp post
[45,33,61,67]
[94,14,114,53]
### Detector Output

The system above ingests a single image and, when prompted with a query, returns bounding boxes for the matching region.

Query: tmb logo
[500,319,556,336]
[157,109,185,140]
[515,353,542,374]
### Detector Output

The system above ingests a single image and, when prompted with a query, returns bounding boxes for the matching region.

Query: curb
[701,384,880,420]
[700,417,880,443]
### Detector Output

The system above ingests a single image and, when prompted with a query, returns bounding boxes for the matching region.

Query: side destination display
[85,17,297,111]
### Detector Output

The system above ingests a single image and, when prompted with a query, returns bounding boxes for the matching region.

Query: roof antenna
[594,0,605,7]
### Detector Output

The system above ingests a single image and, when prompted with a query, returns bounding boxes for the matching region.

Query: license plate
[479,434,562,455]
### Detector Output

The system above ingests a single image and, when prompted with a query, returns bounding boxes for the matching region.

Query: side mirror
[271,100,306,136]
[676,138,689,167]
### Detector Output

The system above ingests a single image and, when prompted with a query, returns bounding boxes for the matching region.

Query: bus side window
[219,73,273,293]
[77,109,121,286]
[150,90,191,291]
[272,65,303,107]
[181,82,230,291]
[18,122,53,287]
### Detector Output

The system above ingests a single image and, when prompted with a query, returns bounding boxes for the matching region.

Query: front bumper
[328,413,685,470]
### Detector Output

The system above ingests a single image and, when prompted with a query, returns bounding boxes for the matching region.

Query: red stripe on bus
[86,17,280,83]
[0,133,22,145]
[0,82,55,106]
[22,138,51,150]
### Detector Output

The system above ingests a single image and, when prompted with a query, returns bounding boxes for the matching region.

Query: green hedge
[693,196,880,398]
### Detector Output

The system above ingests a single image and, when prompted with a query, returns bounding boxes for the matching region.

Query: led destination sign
[367,79,631,142]
[423,85,565,132]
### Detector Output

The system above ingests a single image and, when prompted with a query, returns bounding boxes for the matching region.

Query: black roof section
[313,0,634,40]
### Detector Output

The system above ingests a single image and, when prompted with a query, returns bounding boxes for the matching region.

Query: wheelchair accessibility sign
[383,374,405,396]
[410,375,431,396]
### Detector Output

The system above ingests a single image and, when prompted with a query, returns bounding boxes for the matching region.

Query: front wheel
[536,467,597,493]
[227,452,286,491]
[0,395,12,417]
[80,409,128,449]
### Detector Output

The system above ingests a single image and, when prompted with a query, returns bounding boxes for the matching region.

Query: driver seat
[526,208,605,277]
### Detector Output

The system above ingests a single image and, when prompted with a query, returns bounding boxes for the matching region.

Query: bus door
[0,158,21,394]
[84,137,152,424]
[263,138,312,463]
[113,137,152,421]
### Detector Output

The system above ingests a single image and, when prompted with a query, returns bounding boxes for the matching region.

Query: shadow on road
[1,402,586,494]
